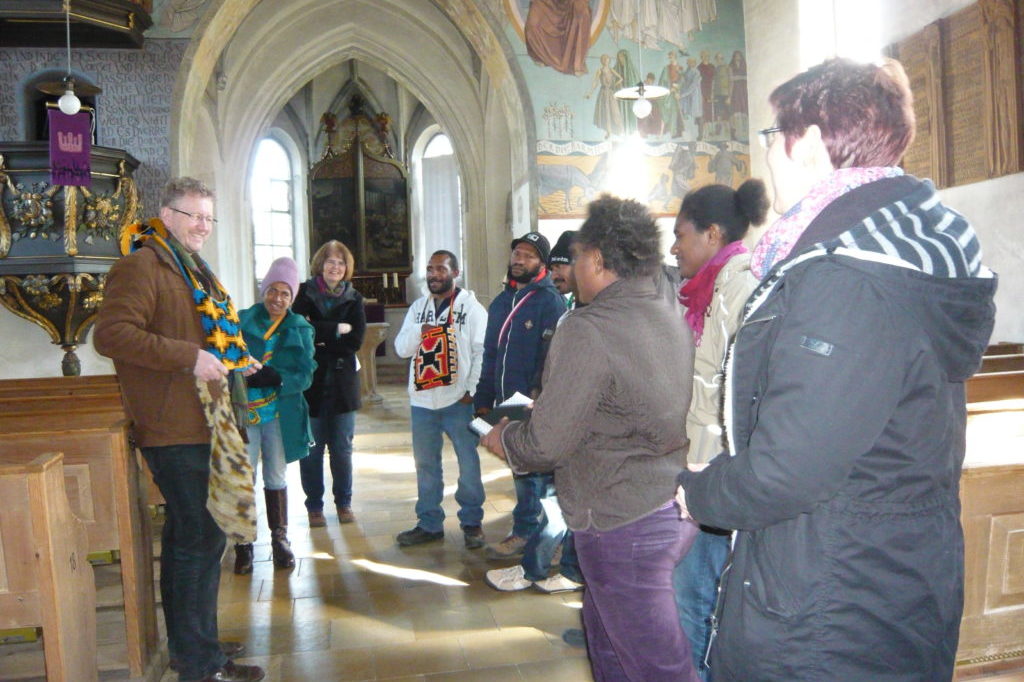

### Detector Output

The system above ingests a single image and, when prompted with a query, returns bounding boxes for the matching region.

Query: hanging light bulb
[58,86,81,115]
[632,97,653,119]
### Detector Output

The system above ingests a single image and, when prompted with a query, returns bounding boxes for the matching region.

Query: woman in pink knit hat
[233,256,316,574]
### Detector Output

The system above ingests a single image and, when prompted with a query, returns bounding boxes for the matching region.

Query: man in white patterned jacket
[393,249,489,549]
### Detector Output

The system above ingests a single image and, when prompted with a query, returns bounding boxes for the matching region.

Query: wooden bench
[979,354,1024,374]
[0,452,97,682]
[0,373,120,399]
[956,346,1024,675]
[0,402,157,677]
[966,370,1024,405]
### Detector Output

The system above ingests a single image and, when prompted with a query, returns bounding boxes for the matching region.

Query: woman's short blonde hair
[309,240,355,281]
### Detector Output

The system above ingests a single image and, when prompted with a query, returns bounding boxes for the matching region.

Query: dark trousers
[141,444,228,681]
[575,505,701,682]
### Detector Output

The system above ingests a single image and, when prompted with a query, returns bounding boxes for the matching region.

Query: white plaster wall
[941,173,1024,343]
[0,319,113,379]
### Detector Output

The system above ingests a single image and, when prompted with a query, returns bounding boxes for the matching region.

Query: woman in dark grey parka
[677,58,997,681]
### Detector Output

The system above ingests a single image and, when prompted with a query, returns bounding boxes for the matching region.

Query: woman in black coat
[293,240,366,526]
[676,58,996,681]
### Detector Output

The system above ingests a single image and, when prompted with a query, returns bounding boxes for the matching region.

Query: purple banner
[48,110,92,187]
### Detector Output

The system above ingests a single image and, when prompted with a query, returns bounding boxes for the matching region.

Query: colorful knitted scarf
[679,240,748,346]
[749,167,904,280]
[120,217,257,543]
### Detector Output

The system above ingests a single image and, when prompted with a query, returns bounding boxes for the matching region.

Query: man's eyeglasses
[168,206,218,226]
[757,126,783,149]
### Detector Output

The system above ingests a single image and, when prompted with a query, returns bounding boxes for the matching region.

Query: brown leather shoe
[308,509,326,527]
[168,641,246,672]
[336,506,355,524]
[199,660,265,681]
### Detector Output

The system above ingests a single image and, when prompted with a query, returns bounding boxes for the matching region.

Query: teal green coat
[240,304,316,463]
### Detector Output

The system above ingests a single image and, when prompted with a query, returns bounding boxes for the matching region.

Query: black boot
[233,543,253,575]
[265,488,295,569]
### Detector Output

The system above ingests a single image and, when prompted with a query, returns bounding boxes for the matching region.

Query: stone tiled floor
[163,374,591,681]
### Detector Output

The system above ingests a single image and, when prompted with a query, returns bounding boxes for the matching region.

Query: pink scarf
[749,167,904,280]
[679,240,748,346]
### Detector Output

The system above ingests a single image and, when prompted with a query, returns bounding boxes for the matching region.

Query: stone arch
[169,0,533,302]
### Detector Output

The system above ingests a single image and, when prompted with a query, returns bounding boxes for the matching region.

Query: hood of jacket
[765,174,997,383]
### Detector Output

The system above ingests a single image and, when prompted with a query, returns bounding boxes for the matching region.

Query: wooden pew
[984,342,1024,356]
[966,370,1024,405]
[0,452,97,682]
[0,401,157,677]
[979,354,1024,374]
[0,373,120,399]
[956,347,1024,675]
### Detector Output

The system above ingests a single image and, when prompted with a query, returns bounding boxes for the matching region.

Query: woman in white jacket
[670,179,768,680]
[392,250,489,549]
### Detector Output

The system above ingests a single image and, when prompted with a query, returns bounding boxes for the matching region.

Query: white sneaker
[484,564,534,592]
[533,574,584,594]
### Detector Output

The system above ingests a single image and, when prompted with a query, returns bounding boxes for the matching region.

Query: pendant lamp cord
[65,0,72,78]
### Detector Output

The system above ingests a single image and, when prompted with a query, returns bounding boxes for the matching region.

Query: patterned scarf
[315,275,348,298]
[679,240,748,346]
[120,218,257,543]
[750,167,904,280]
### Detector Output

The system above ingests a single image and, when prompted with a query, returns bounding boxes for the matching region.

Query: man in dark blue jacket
[475,232,566,558]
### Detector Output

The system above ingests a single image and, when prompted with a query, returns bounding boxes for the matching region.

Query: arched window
[419,132,462,275]
[250,138,295,287]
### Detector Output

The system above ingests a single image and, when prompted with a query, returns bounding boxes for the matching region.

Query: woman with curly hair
[482,195,700,681]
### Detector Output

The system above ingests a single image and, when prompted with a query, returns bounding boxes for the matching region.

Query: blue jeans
[576,506,700,682]
[140,444,227,681]
[410,401,485,532]
[521,478,582,583]
[511,472,548,539]
[246,418,287,490]
[300,411,355,511]
[673,529,731,681]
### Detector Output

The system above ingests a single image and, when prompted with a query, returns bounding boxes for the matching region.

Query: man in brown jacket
[94,178,263,682]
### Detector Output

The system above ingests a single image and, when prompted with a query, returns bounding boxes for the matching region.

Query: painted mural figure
[680,57,704,133]
[710,143,744,185]
[669,143,697,198]
[659,50,686,138]
[729,50,747,115]
[585,54,625,139]
[698,51,716,124]
[713,53,731,122]
[616,49,641,135]
[525,0,593,76]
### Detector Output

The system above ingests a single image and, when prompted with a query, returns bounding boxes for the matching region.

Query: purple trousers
[575,504,701,682]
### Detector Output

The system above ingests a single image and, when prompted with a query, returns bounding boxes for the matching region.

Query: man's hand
[458,392,473,404]
[242,359,263,377]
[194,349,228,381]
[474,406,491,418]
[337,322,353,335]
[480,417,509,461]
[676,484,692,521]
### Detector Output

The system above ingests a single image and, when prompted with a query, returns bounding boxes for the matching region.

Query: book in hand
[469,392,532,436]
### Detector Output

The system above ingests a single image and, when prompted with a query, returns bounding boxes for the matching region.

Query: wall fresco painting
[505,0,750,219]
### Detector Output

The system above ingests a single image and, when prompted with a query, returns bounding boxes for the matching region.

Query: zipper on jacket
[703,548,734,671]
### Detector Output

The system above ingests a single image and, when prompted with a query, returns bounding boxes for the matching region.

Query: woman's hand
[480,417,509,461]
[676,484,692,521]
[337,322,353,335]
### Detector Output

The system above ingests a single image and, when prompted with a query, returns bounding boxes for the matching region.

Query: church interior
[1,0,1023,680]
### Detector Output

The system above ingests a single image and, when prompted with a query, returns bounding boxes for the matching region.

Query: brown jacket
[500,277,694,531]
[93,241,210,447]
